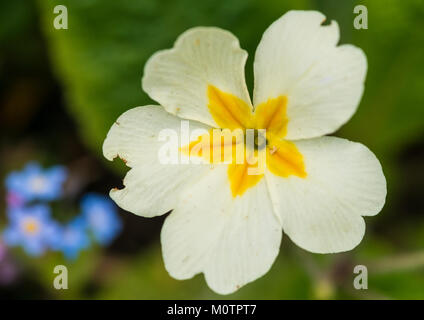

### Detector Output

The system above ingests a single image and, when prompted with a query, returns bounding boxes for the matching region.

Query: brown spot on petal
[118,155,127,164]
[320,17,331,26]
[269,146,278,155]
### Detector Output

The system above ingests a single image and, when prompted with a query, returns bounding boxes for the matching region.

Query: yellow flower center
[30,176,47,192]
[23,219,39,235]
[181,85,306,197]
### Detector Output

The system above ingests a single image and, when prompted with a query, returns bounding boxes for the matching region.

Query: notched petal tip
[142,26,251,125]
[117,154,128,165]
[109,187,121,199]
[102,122,121,162]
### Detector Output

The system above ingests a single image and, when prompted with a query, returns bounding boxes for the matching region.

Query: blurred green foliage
[0,0,423,299]
[36,0,424,158]
[36,0,309,154]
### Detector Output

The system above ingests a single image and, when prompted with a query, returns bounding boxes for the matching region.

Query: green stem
[367,251,424,274]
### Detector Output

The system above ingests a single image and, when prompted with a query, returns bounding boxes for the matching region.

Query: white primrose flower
[103,10,386,294]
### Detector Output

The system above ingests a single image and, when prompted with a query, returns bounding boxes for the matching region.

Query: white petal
[142,27,252,127]
[265,136,386,254]
[109,164,210,218]
[253,10,367,139]
[161,166,282,294]
[103,105,210,217]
